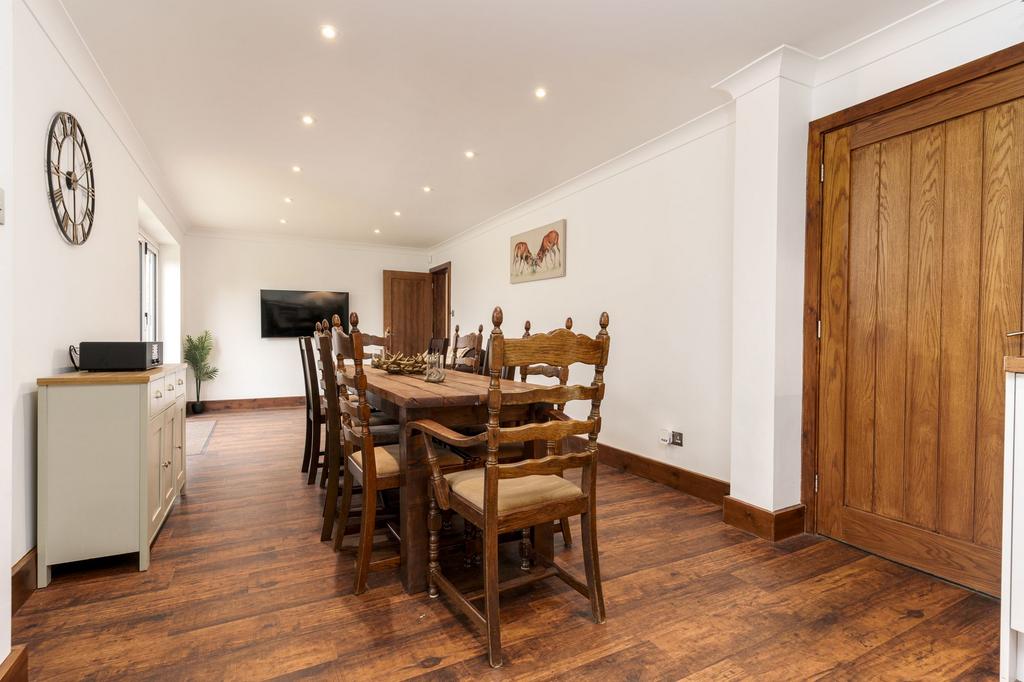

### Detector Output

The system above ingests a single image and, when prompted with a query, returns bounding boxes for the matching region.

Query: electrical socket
[659,429,684,447]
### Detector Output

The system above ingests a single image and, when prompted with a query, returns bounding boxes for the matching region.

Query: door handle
[1008,331,1024,337]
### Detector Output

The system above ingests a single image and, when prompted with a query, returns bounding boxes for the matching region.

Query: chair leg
[485,522,505,667]
[519,528,531,570]
[428,488,440,598]
[301,414,313,473]
[319,448,330,488]
[306,418,322,485]
[559,517,573,547]
[464,522,475,568]
[579,508,606,624]
[334,462,354,551]
[483,523,502,668]
[320,440,341,541]
[353,480,376,595]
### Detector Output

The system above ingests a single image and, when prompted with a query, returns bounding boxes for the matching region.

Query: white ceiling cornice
[27,0,192,239]
[187,228,430,257]
[712,44,818,100]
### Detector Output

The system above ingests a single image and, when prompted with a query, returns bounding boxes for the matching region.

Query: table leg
[399,407,429,593]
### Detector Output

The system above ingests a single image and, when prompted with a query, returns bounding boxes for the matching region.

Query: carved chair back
[450,323,484,374]
[482,307,609,486]
[323,312,383,487]
[428,337,450,366]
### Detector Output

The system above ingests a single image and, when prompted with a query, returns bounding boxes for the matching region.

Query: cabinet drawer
[149,378,165,416]
[174,368,186,401]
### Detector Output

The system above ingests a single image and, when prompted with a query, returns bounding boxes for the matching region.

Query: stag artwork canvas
[509,219,566,284]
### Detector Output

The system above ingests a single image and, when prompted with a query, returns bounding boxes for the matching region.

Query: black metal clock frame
[46,111,96,246]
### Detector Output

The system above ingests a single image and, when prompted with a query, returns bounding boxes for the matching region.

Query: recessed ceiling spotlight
[279,218,287,225]
[320,24,338,40]
[422,186,432,193]
[374,228,381,234]
[534,87,547,99]
[291,165,302,173]
[464,150,476,159]
[394,210,401,217]
[284,197,293,204]
[301,114,315,126]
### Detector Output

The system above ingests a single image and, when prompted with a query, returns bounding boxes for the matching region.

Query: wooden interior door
[431,262,451,342]
[383,270,433,355]
[818,94,1024,596]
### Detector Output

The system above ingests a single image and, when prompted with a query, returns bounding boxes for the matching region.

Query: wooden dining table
[360,366,555,594]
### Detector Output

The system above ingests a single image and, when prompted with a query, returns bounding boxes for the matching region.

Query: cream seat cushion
[444,468,583,515]
[350,444,463,477]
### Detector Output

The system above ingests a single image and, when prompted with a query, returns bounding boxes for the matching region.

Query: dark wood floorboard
[13,408,1000,680]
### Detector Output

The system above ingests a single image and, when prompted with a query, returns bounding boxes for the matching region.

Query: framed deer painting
[509,219,566,284]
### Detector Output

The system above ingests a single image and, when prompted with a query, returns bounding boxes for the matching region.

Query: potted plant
[183,330,219,414]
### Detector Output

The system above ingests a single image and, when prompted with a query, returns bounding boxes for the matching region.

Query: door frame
[801,41,1024,533]
[430,260,451,341]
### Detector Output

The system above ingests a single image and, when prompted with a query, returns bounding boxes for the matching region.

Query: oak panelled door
[383,270,433,355]
[818,89,1024,596]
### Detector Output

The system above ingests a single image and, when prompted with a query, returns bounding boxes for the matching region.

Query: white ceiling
[62,0,935,248]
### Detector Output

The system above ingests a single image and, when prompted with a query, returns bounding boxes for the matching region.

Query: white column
[0,0,14,659]
[715,46,814,512]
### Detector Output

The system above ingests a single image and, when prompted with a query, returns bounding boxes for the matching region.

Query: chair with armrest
[408,306,609,668]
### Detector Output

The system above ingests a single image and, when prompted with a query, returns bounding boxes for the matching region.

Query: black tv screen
[260,289,349,338]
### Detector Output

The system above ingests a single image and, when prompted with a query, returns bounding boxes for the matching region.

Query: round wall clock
[46,111,95,246]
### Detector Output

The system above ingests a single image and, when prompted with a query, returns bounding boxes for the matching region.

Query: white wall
[182,233,427,401]
[431,109,736,481]
[812,0,1024,119]
[10,0,187,562]
[0,0,13,660]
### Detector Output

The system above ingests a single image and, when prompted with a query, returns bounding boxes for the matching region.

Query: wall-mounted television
[260,289,349,338]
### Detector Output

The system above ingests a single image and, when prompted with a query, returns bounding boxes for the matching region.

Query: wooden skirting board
[11,549,36,617]
[565,436,730,506]
[0,646,27,682]
[194,396,304,413]
[723,496,806,542]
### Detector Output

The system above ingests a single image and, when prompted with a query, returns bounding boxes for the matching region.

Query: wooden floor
[14,408,1000,680]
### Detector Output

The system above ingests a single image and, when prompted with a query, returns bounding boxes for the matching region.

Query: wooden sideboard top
[37,363,187,386]
[1005,356,1024,373]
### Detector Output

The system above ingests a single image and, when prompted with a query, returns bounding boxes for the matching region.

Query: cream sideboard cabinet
[36,363,188,588]
[1003,357,1024,680]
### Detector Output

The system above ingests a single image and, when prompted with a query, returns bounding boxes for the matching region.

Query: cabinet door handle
[177,378,184,385]
[162,462,170,468]
[155,390,163,399]
[168,384,175,391]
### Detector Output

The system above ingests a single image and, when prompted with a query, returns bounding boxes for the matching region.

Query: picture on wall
[510,219,566,284]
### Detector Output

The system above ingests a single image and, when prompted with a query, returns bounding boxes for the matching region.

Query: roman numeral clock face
[46,112,95,246]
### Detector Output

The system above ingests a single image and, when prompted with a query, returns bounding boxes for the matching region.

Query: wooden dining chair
[302,323,330,484]
[315,315,402,494]
[428,337,450,366]
[450,323,484,373]
[520,318,575,547]
[299,336,316,474]
[325,313,466,593]
[409,307,610,667]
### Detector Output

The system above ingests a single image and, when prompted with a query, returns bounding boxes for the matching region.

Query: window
[140,237,158,342]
